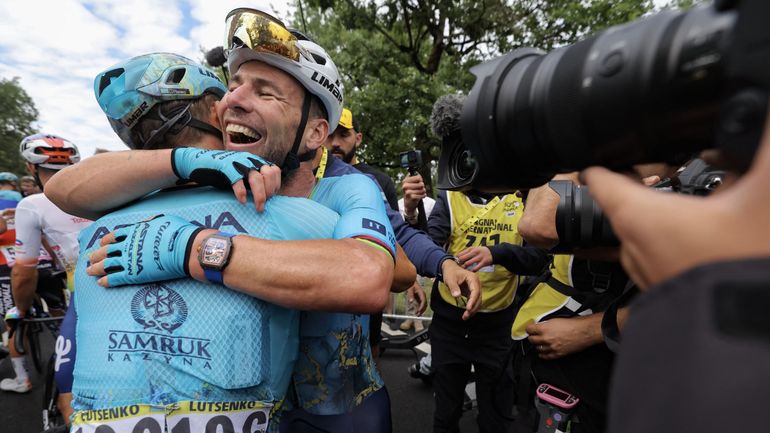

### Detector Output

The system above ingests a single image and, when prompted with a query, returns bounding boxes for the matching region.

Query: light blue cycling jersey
[72,186,339,412]
[286,171,394,418]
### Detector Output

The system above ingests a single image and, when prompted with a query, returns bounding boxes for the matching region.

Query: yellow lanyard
[315,147,329,180]
[452,196,502,238]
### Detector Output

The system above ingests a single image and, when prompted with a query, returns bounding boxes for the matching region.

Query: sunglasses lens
[224,9,301,62]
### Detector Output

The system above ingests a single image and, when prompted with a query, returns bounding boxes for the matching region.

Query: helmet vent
[167,68,187,84]
[98,68,125,96]
[310,53,326,65]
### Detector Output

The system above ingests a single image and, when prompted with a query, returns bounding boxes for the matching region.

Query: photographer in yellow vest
[424,187,548,433]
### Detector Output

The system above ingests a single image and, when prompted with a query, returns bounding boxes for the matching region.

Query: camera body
[438,0,770,193]
[400,150,423,176]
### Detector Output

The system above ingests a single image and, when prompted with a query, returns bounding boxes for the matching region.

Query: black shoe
[408,362,433,384]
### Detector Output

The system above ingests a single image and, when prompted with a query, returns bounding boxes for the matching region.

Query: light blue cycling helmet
[94,52,227,149]
[0,172,18,183]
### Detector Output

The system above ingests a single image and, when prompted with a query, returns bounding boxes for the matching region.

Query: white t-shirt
[14,193,92,289]
[398,196,436,220]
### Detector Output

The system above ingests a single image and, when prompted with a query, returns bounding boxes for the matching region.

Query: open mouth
[226,124,262,145]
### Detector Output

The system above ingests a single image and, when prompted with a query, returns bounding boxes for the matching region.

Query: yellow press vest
[511,254,581,340]
[438,191,524,312]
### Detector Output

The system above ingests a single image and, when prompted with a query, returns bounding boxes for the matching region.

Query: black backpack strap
[511,339,538,416]
[513,256,554,311]
[601,280,638,353]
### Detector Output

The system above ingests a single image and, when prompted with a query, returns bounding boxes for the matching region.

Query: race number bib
[71,405,165,433]
[72,401,271,433]
[168,401,270,433]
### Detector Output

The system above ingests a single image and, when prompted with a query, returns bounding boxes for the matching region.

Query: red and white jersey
[14,193,92,290]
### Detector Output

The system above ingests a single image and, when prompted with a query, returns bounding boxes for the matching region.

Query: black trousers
[430,295,516,433]
[432,358,514,433]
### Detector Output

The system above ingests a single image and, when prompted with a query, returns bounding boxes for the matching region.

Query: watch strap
[202,231,235,285]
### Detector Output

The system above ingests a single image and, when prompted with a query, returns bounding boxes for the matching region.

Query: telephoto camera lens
[551,181,617,250]
[447,5,736,192]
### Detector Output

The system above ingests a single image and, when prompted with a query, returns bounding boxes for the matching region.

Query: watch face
[202,236,230,268]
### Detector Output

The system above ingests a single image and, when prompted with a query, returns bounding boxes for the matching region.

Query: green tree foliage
[293,0,654,188]
[0,77,38,175]
[664,0,704,9]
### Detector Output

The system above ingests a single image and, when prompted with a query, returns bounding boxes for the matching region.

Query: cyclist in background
[19,175,42,197]
[0,173,22,204]
[0,172,22,355]
[2,135,91,396]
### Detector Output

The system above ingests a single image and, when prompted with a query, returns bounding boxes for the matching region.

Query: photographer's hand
[402,174,427,215]
[526,314,603,360]
[583,140,770,289]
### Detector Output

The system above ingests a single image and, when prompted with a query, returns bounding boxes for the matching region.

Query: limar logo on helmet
[197,67,219,80]
[310,71,342,104]
[121,101,150,128]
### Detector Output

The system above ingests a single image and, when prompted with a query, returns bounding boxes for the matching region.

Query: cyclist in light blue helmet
[0,172,21,203]
[94,52,226,150]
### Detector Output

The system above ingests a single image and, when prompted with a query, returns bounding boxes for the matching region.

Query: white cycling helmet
[19,134,81,170]
[224,8,344,133]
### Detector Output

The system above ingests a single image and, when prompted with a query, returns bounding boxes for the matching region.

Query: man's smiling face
[217,61,305,165]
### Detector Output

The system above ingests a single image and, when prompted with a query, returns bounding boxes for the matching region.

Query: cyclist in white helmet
[2,134,92,394]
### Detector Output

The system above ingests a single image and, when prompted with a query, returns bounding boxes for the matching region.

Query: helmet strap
[187,118,222,139]
[281,90,312,173]
[32,169,44,191]
[141,104,192,149]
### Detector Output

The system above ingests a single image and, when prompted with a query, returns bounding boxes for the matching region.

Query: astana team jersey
[438,191,525,312]
[287,160,396,417]
[14,192,92,291]
[71,187,339,433]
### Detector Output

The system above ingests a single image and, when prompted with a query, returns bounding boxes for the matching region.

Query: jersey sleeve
[311,174,397,260]
[267,196,340,241]
[13,198,43,263]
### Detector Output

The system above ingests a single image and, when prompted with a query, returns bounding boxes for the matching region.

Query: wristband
[436,255,460,282]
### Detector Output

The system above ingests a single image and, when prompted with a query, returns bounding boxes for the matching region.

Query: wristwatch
[197,232,235,284]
